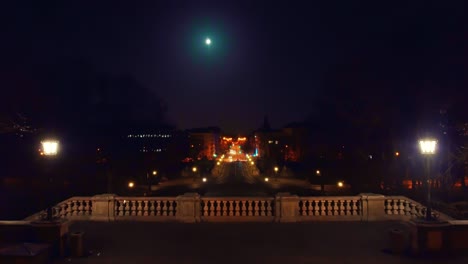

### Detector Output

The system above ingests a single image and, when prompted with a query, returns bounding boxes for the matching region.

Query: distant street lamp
[40,139,59,221]
[128,181,135,188]
[419,139,437,221]
[192,167,197,173]
[274,166,279,181]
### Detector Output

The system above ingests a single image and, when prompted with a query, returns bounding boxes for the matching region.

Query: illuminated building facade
[188,127,221,160]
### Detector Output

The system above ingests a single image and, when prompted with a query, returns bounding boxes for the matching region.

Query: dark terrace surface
[56,221,468,264]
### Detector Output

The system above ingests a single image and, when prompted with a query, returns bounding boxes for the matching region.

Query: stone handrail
[384,196,451,221]
[298,196,362,221]
[22,193,453,223]
[24,197,93,221]
[114,197,177,221]
[201,197,275,222]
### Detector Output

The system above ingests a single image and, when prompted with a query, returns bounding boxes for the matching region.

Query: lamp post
[316,170,324,193]
[274,166,279,182]
[40,139,59,221]
[192,166,198,182]
[147,170,157,194]
[419,139,437,221]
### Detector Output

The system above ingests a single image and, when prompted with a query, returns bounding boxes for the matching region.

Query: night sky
[2,1,466,134]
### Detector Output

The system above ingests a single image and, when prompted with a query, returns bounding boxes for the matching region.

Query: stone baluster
[320,200,326,216]
[202,201,208,216]
[171,200,177,216]
[234,201,240,216]
[229,201,235,216]
[136,200,142,216]
[129,200,136,216]
[311,201,317,216]
[306,201,312,216]
[333,200,339,215]
[149,201,155,216]
[246,201,252,216]
[161,200,168,216]
[223,201,229,216]
[208,200,215,216]
[339,200,345,215]
[116,201,122,216]
[241,201,247,216]
[254,201,259,216]
[215,201,221,216]
[124,200,130,216]
[259,201,265,216]
[155,201,161,216]
[142,201,148,216]
[266,201,272,216]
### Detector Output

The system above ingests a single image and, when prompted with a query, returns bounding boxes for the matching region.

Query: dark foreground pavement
[56,221,468,264]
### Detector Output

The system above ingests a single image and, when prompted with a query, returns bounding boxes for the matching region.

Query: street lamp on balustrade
[419,139,437,221]
[40,139,60,221]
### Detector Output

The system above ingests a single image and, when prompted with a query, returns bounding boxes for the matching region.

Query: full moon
[205,38,212,45]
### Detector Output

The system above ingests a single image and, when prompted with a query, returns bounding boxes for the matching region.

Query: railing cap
[181,193,200,197]
[92,194,116,200]
[359,193,385,199]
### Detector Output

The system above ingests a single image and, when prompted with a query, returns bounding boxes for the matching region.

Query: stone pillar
[409,219,451,255]
[176,193,201,223]
[360,193,386,221]
[91,194,116,222]
[275,193,299,222]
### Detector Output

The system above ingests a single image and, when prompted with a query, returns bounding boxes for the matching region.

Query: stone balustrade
[22,193,453,223]
[201,197,275,222]
[298,196,362,221]
[384,196,433,220]
[114,197,177,221]
[24,197,93,222]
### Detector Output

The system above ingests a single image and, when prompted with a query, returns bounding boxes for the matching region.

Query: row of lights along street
[38,137,438,218]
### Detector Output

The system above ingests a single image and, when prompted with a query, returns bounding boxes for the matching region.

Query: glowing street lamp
[205,38,212,46]
[192,167,197,173]
[337,181,344,188]
[41,140,59,156]
[128,181,135,188]
[419,140,437,155]
[419,139,437,221]
[152,170,158,176]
